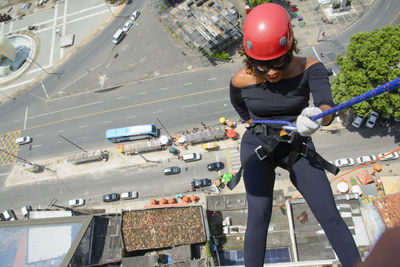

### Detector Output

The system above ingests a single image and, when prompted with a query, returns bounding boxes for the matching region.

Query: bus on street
[106,124,160,143]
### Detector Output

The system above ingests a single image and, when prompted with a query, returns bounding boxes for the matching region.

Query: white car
[356,155,377,165]
[2,209,17,221]
[351,116,364,128]
[378,151,399,161]
[121,191,139,200]
[68,198,85,207]
[15,136,33,145]
[130,10,140,21]
[122,20,132,32]
[365,111,379,128]
[21,205,32,219]
[334,158,355,167]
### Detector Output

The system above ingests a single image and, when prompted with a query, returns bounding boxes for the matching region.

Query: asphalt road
[1,0,400,217]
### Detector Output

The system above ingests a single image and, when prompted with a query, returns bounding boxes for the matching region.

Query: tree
[249,0,272,8]
[331,25,400,118]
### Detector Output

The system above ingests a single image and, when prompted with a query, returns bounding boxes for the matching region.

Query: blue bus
[106,123,160,143]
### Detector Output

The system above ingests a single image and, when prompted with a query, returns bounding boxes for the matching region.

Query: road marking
[58,71,89,94]
[35,134,43,137]
[15,4,108,35]
[116,96,125,100]
[60,0,68,59]
[68,9,110,25]
[390,11,400,25]
[25,87,228,130]
[101,120,111,124]
[311,46,322,61]
[79,125,88,128]
[57,129,66,133]
[49,1,59,66]
[208,78,216,81]
[24,106,28,130]
[184,82,192,86]
[160,87,169,90]
[32,144,42,148]
[0,172,10,176]
[0,78,35,91]
[28,101,103,119]
[153,110,163,114]
[125,115,137,119]
[181,97,229,108]
[138,92,147,95]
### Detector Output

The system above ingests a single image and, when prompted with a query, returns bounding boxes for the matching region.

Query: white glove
[296,107,323,136]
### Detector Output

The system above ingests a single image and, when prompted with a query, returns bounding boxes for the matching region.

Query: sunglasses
[251,53,291,75]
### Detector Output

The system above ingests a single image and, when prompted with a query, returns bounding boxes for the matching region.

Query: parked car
[334,158,355,168]
[356,155,377,165]
[21,205,32,218]
[122,20,133,32]
[207,162,225,171]
[163,166,181,175]
[15,136,33,145]
[121,191,139,200]
[68,198,85,207]
[365,111,379,128]
[2,209,17,221]
[182,152,202,162]
[103,193,120,202]
[130,10,140,21]
[351,116,364,128]
[377,152,399,161]
[191,178,212,191]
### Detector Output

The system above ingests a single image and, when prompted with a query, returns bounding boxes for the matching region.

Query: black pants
[240,130,360,267]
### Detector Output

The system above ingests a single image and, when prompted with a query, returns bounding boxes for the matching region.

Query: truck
[118,139,166,155]
[183,128,226,145]
[67,150,109,165]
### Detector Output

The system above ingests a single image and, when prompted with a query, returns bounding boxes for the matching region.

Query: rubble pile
[159,0,242,55]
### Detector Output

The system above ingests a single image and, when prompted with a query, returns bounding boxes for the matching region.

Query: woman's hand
[296,107,322,136]
[246,119,253,125]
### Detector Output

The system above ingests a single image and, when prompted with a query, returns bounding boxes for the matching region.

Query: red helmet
[243,3,293,60]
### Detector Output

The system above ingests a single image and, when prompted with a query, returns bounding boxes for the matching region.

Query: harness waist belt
[227,124,339,190]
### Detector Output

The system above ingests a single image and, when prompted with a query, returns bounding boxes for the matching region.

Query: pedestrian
[227,3,360,267]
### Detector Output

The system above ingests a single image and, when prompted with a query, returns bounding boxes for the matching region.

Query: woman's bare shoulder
[305,57,320,69]
[232,67,258,88]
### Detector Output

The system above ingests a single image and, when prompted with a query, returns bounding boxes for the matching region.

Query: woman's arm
[319,104,334,126]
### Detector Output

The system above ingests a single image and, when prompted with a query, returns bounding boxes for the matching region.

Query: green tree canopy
[331,25,400,118]
[249,0,272,8]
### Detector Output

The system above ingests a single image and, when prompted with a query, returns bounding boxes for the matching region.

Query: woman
[229,3,360,267]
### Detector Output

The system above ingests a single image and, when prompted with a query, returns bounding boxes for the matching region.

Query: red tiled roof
[121,206,206,251]
[373,192,400,228]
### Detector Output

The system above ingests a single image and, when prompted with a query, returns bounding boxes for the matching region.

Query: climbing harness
[227,123,338,190]
[227,77,400,190]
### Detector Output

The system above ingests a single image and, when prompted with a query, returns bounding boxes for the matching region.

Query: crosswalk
[227,148,241,174]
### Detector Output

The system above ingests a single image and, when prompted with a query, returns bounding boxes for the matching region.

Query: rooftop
[121,206,207,251]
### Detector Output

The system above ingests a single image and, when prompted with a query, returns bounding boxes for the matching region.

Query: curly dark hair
[238,38,300,74]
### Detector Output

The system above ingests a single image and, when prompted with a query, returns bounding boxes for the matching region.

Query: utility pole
[0,148,55,173]
[59,135,87,153]
[156,117,174,140]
